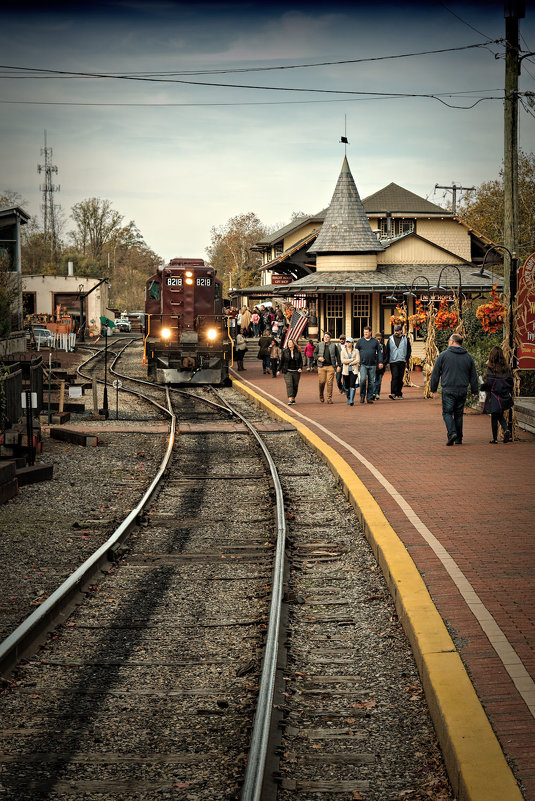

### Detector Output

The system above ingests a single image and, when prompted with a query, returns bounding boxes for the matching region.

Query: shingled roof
[362,183,448,215]
[308,157,385,254]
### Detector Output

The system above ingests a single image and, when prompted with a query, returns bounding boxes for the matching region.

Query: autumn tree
[206,212,267,295]
[70,198,123,264]
[458,151,535,264]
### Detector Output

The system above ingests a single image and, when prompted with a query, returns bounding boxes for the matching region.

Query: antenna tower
[37,130,60,258]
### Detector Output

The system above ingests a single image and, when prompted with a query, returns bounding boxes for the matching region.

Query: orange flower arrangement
[389,306,407,327]
[408,299,427,330]
[476,285,506,333]
[434,297,458,330]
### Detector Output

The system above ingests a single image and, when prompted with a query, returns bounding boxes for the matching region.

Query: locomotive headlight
[206,328,217,341]
[185,278,193,285]
[160,327,172,340]
[185,271,193,277]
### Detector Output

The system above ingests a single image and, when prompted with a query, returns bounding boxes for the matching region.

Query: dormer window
[379,218,415,238]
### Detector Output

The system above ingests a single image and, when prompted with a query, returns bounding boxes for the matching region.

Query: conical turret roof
[308,157,384,254]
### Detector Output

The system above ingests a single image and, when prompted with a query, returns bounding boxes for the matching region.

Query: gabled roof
[308,157,384,254]
[362,183,448,215]
[0,206,30,224]
[274,264,500,293]
[252,214,325,249]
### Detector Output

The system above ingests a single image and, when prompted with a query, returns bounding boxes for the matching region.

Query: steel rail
[0,382,175,676]
[107,342,233,414]
[211,387,287,801]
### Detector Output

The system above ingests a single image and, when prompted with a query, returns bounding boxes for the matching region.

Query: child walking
[304,339,316,371]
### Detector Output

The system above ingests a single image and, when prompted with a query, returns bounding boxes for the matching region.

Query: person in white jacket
[340,338,361,406]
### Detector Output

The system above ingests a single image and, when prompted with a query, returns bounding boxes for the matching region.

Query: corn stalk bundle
[453,291,466,338]
[424,304,439,398]
[404,329,417,387]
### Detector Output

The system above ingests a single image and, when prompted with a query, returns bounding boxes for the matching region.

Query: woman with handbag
[481,346,514,443]
[277,339,303,405]
[235,332,247,371]
[340,338,360,406]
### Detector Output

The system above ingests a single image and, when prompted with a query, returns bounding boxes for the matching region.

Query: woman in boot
[341,338,360,406]
[481,346,514,443]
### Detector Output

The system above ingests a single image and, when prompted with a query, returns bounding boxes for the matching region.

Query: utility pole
[503,1,524,291]
[37,130,60,261]
[434,183,475,215]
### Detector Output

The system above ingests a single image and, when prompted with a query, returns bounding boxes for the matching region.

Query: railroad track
[0,342,452,800]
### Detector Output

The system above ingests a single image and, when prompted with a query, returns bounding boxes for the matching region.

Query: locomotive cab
[144,258,232,384]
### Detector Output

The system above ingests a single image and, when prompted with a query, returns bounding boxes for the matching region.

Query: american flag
[283,309,308,348]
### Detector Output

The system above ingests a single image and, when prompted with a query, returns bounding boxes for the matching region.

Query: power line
[0,92,504,109]
[0,41,502,80]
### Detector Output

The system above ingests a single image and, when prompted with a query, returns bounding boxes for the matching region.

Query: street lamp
[471,244,517,362]
[403,275,431,298]
[430,265,463,319]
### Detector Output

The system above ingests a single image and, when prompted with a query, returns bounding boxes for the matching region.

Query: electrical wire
[0,93,504,109]
[0,41,502,79]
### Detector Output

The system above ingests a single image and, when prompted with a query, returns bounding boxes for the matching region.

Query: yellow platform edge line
[232,378,523,801]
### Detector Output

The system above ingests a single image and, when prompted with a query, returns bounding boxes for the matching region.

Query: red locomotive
[143,258,232,384]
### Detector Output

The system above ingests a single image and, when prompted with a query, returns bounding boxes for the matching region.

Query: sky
[1,0,535,263]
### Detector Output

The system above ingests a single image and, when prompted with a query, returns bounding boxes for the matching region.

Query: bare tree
[70,198,123,262]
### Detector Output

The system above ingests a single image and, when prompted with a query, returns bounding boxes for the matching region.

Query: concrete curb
[232,377,523,801]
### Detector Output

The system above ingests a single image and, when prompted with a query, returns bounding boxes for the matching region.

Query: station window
[352,293,370,339]
[326,294,344,339]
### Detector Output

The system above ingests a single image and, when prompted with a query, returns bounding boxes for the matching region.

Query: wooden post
[92,376,99,416]
[59,380,65,414]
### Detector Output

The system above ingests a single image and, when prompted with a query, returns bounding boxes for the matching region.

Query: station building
[235,157,499,349]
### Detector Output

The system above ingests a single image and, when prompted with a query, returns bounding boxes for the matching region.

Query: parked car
[114,317,132,332]
[25,326,55,347]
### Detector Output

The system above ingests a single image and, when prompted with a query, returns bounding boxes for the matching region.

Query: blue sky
[1,0,534,262]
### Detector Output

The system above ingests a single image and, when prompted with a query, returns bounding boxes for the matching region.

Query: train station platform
[232,356,535,801]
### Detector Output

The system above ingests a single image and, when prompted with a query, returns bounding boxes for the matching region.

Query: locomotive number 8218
[143,257,232,384]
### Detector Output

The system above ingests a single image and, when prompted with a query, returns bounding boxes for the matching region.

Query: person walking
[251,309,260,337]
[240,306,252,336]
[430,333,478,446]
[355,327,383,404]
[386,324,411,400]
[278,339,303,405]
[304,339,316,371]
[257,331,272,374]
[336,334,347,394]
[269,338,281,377]
[374,332,387,399]
[235,332,247,371]
[481,346,514,443]
[314,332,341,404]
[340,338,360,405]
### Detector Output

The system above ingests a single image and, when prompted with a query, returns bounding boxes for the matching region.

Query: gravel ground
[0,340,169,640]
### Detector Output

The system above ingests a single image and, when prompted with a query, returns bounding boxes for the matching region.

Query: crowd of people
[232,312,515,446]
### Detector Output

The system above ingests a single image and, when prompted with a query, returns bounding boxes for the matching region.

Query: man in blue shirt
[355,327,383,404]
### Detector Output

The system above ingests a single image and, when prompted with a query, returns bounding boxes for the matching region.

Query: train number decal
[166,276,183,286]
[196,278,211,286]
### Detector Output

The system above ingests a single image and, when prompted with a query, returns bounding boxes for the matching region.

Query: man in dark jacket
[386,324,412,399]
[430,333,478,446]
[355,327,383,404]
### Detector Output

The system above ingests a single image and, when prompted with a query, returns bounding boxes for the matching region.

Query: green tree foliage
[206,212,267,295]
[458,151,535,264]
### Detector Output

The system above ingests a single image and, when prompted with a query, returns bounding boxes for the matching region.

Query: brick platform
[236,355,535,800]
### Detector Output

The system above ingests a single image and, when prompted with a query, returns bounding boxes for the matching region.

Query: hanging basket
[408,299,427,330]
[389,306,407,327]
[476,285,506,333]
[434,297,458,330]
